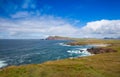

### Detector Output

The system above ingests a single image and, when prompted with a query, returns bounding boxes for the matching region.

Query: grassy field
[0,39,120,77]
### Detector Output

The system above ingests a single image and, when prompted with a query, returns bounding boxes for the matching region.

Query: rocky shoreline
[67,42,117,54]
[67,41,117,54]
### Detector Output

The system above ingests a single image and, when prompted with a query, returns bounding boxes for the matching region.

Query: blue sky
[0,0,120,39]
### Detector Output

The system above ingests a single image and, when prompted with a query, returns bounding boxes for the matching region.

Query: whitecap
[58,43,71,46]
[0,60,7,68]
[67,48,92,57]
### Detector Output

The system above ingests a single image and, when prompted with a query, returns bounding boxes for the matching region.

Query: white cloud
[11,11,31,18]
[0,16,78,39]
[0,17,120,39]
[80,19,120,38]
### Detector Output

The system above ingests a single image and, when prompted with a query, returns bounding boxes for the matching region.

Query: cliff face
[46,36,71,40]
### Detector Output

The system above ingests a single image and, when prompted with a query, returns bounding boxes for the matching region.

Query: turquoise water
[0,39,92,68]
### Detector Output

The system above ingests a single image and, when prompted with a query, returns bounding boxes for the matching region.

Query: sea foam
[67,48,92,57]
[58,43,71,46]
[0,60,7,68]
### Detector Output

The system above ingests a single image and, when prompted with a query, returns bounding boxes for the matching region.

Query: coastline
[0,39,120,77]
[0,40,118,69]
[66,43,117,57]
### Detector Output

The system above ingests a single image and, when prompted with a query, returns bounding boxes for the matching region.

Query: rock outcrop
[87,47,117,54]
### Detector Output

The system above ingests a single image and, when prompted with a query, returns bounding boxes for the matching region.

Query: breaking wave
[0,60,7,68]
[58,43,71,46]
[67,48,92,57]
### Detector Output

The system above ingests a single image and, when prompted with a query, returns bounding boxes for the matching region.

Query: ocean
[0,39,92,68]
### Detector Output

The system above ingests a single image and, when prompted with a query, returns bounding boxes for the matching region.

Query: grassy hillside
[0,39,120,77]
[67,38,120,45]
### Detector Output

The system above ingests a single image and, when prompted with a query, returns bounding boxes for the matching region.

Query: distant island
[45,36,73,40]
[104,37,120,39]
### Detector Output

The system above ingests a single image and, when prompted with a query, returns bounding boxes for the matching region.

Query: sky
[0,0,120,39]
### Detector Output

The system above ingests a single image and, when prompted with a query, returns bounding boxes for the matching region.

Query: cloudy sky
[0,0,120,39]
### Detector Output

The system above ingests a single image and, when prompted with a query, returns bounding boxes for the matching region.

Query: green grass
[0,39,120,77]
[67,39,120,45]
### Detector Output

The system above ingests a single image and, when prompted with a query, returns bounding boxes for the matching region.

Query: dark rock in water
[87,47,117,54]
[80,50,84,52]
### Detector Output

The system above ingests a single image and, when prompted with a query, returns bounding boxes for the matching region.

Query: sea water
[0,39,93,68]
